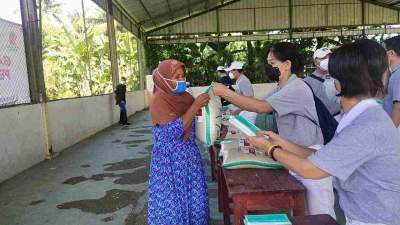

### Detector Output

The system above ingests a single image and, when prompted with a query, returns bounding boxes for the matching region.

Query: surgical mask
[269,67,281,82]
[229,72,235,79]
[163,78,187,94]
[319,58,329,72]
[157,69,187,94]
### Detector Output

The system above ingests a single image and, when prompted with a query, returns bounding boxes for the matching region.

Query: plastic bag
[229,115,260,137]
[195,85,222,146]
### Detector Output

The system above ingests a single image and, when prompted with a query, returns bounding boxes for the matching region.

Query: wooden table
[291,214,339,225]
[220,168,306,225]
[209,145,219,181]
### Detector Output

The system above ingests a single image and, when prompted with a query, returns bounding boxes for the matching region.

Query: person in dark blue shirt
[115,77,130,125]
[216,66,234,106]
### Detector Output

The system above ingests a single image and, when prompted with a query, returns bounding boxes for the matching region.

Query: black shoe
[123,122,131,125]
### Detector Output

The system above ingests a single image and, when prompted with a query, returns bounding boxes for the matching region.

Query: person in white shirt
[304,48,340,115]
[225,61,254,115]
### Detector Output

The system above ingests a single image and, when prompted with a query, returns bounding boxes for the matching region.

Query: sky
[1,0,22,24]
[0,0,87,25]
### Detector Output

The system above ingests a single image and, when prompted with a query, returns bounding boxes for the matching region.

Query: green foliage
[42,0,383,95]
[115,23,140,91]
[145,40,284,86]
[145,35,367,86]
[41,0,139,100]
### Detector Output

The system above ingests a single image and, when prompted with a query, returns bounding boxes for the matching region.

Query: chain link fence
[0,0,31,107]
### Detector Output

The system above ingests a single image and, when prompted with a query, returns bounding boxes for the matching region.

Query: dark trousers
[118,101,128,124]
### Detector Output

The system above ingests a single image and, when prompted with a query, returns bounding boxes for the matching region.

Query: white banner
[0,18,30,106]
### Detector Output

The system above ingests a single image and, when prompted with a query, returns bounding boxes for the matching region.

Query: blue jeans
[118,101,127,112]
[118,101,128,124]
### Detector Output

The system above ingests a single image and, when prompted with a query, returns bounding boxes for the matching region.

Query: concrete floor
[0,111,224,225]
[0,110,345,225]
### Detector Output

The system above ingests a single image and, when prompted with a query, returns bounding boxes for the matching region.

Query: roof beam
[141,0,205,25]
[112,0,141,28]
[363,0,400,11]
[204,0,209,10]
[147,27,400,44]
[165,0,174,21]
[147,0,241,33]
[361,0,366,37]
[390,1,400,6]
[289,0,293,40]
[187,0,192,16]
[138,0,156,26]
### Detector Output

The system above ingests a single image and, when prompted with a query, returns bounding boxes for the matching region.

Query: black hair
[269,42,304,74]
[384,35,400,55]
[329,39,387,98]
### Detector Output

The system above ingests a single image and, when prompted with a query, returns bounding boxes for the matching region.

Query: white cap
[216,66,226,71]
[225,61,244,72]
[313,47,331,60]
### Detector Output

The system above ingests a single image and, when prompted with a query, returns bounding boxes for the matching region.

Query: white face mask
[319,58,329,72]
[229,72,235,79]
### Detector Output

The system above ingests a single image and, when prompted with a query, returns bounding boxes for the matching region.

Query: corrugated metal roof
[114,0,236,31]
[113,0,400,30]
[110,0,400,41]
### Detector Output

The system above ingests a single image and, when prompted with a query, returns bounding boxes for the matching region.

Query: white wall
[126,91,147,116]
[252,83,277,99]
[187,83,277,99]
[0,78,274,183]
[47,91,147,153]
[146,75,277,99]
[0,91,148,182]
[0,104,46,182]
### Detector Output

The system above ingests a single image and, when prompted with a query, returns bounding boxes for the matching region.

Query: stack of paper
[244,214,292,225]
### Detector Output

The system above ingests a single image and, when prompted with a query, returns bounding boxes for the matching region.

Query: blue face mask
[169,79,187,94]
[156,69,188,94]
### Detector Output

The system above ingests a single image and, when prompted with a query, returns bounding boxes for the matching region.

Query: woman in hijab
[148,59,210,225]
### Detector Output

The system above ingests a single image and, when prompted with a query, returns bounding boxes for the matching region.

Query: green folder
[244,214,291,225]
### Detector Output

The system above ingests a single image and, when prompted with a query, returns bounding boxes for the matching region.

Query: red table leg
[293,192,306,216]
[209,146,216,181]
[232,196,246,225]
[219,167,231,225]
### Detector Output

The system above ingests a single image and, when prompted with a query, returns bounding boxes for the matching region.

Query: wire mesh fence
[0,0,31,107]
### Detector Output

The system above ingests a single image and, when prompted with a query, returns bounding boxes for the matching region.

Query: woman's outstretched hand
[248,131,285,155]
[247,136,270,152]
[212,83,229,96]
[194,93,210,108]
[256,131,284,147]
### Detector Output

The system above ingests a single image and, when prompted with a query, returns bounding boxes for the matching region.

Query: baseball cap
[313,48,331,60]
[225,61,244,72]
[216,66,226,71]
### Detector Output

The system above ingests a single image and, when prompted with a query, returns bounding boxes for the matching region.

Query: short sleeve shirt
[263,75,324,146]
[235,74,254,97]
[383,66,400,115]
[309,106,400,225]
[304,75,341,115]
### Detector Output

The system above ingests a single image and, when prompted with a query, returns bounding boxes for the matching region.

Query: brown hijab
[150,59,194,140]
